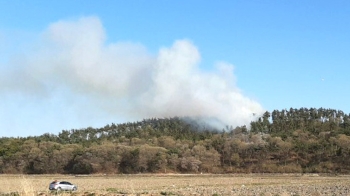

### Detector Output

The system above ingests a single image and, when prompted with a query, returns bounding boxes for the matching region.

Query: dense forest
[1,107,350,174]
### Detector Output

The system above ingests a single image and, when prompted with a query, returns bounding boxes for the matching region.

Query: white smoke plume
[0,16,264,135]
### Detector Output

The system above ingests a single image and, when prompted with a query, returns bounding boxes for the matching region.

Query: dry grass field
[0,174,349,196]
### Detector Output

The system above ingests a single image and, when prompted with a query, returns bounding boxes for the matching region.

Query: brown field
[0,174,349,196]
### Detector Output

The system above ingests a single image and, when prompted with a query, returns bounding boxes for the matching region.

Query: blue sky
[1,1,350,137]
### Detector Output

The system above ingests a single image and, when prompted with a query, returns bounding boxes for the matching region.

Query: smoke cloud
[1,16,264,134]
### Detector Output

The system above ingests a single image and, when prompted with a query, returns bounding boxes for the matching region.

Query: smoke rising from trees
[0,16,264,135]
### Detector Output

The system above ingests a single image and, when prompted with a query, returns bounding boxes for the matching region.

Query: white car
[49,181,77,191]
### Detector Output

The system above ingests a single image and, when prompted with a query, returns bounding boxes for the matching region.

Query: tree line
[0,108,350,174]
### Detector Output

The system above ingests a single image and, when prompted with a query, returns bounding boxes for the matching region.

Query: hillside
[0,107,350,174]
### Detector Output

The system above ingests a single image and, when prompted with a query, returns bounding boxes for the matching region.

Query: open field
[0,174,349,196]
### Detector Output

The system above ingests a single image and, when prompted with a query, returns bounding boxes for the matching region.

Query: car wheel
[72,187,77,191]
[57,187,62,191]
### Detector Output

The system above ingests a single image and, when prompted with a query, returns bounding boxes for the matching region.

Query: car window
[60,181,72,185]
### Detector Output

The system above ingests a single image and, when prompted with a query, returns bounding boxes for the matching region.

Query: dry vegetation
[0,174,350,196]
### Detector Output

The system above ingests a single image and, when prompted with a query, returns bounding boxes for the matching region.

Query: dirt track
[1,174,349,195]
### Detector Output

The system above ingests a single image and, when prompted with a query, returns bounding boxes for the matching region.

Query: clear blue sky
[1,1,350,137]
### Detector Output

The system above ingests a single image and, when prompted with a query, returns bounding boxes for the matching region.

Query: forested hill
[1,107,350,174]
